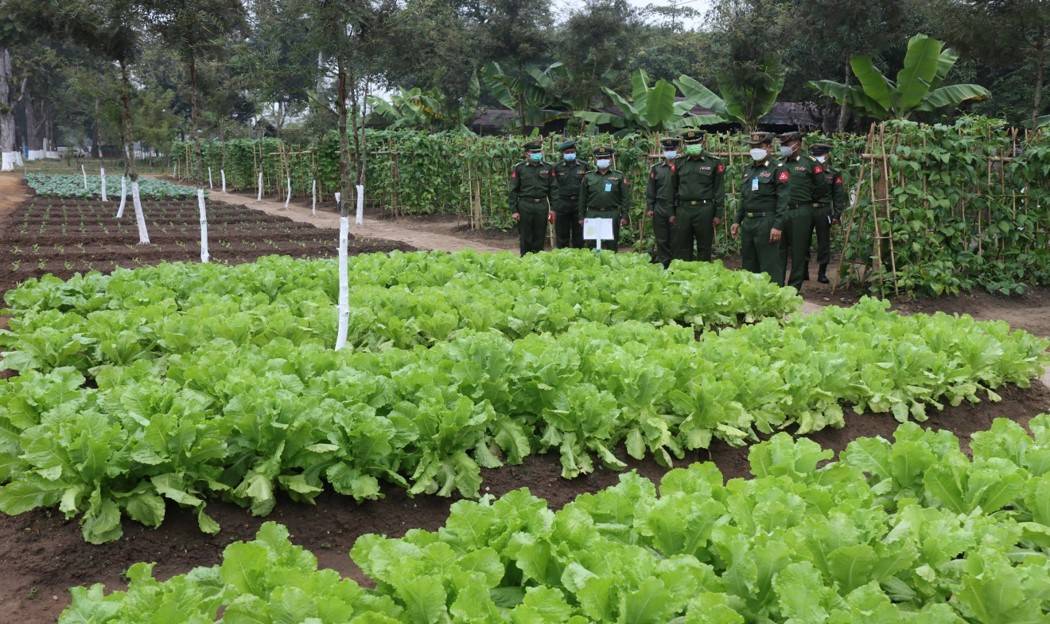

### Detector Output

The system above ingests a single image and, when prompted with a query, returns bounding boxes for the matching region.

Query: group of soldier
[508,130,847,291]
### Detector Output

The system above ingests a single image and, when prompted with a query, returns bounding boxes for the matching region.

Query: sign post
[582,218,615,251]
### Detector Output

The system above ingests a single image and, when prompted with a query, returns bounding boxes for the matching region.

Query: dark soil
[2,382,1048,623]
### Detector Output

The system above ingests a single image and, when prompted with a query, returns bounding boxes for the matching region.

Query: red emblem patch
[834,175,843,185]
[814,165,824,175]
[650,170,656,179]
[777,170,790,183]
[716,163,725,173]
[511,169,517,179]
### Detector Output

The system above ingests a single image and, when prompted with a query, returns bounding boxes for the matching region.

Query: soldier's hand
[620,217,629,226]
[512,212,520,222]
[713,217,722,227]
[646,209,654,217]
[769,227,782,243]
[832,216,840,225]
[548,211,555,224]
[669,215,676,225]
[730,223,739,239]
[578,219,585,225]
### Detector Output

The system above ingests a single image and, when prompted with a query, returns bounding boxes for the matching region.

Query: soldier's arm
[670,164,680,218]
[735,175,746,224]
[774,167,791,230]
[811,160,830,203]
[508,164,521,213]
[645,166,657,212]
[713,161,726,217]
[619,177,630,220]
[578,176,588,219]
[546,165,555,203]
[832,172,848,216]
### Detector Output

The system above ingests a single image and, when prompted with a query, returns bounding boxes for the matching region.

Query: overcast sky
[552,0,714,29]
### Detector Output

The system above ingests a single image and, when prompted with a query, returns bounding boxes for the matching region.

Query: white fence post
[197,189,209,263]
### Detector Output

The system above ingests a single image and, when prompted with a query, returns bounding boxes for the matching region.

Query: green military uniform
[646,137,679,267]
[672,130,726,261]
[776,131,829,290]
[736,132,790,286]
[509,140,554,256]
[809,143,848,283]
[553,139,588,248]
[579,146,629,251]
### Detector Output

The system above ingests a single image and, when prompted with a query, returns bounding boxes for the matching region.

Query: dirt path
[202,187,509,253]
[0,172,28,217]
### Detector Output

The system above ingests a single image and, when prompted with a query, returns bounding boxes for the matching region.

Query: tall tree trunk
[0,48,16,153]
[22,84,40,150]
[836,58,851,133]
[1033,29,1046,128]
[119,59,136,180]
[337,59,351,218]
[189,53,204,183]
[93,97,102,160]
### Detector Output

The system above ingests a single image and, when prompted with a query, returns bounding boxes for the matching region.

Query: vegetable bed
[59,417,1050,623]
[25,173,200,199]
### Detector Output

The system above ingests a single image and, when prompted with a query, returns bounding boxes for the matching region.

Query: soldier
[552,139,588,248]
[776,131,828,290]
[646,137,679,267]
[509,140,554,256]
[671,129,726,261]
[809,144,848,283]
[731,132,790,285]
[578,146,629,251]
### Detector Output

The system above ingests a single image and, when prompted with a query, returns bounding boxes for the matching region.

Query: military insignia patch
[716,163,725,173]
[814,165,824,174]
[777,170,790,183]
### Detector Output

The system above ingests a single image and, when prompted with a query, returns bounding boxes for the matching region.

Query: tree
[481,61,568,134]
[577,69,719,133]
[673,72,783,131]
[555,0,645,112]
[809,34,991,120]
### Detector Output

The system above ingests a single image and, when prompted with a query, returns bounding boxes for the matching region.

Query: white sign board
[583,218,614,241]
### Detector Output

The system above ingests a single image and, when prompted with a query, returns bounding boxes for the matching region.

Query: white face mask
[749,148,768,161]
[596,158,611,170]
[564,153,577,162]
[663,150,677,160]
[779,145,794,157]
[815,155,827,164]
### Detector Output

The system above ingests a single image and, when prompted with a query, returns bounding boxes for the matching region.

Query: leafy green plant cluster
[60,416,1050,623]
[0,252,1044,542]
[25,173,200,200]
[844,116,1050,296]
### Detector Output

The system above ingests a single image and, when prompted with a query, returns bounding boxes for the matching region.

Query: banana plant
[672,66,785,133]
[808,34,991,120]
[369,72,480,132]
[576,69,722,134]
[481,62,568,134]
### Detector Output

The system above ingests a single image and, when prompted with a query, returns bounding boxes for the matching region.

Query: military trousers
[651,209,673,267]
[672,201,716,261]
[810,205,832,267]
[553,198,583,249]
[582,210,620,252]
[517,201,548,256]
[781,205,815,289]
[740,215,785,286]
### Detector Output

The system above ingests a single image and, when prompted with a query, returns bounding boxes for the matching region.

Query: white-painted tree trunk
[116,176,127,218]
[311,179,317,215]
[208,167,213,189]
[355,185,365,225]
[197,189,209,263]
[81,164,88,191]
[257,172,263,201]
[220,169,226,192]
[100,167,107,201]
[284,176,291,209]
[131,180,150,244]
[334,215,350,351]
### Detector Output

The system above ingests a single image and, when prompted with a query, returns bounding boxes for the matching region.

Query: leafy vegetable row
[1,252,801,362]
[60,416,1050,623]
[24,173,200,199]
[1,298,1044,543]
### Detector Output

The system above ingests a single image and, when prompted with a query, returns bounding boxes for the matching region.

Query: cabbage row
[0,298,1044,543]
[1,252,801,360]
[60,417,1050,623]
[24,173,200,199]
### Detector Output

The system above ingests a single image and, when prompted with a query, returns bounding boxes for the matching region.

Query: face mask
[663,150,677,160]
[749,148,768,161]
[563,153,576,162]
[685,144,703,156]
[596,158,611,170]
[779,145,794,157]
[529,152,543,162]
[815,155,827,164]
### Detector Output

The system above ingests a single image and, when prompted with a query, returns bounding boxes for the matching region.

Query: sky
[553,0,714,29]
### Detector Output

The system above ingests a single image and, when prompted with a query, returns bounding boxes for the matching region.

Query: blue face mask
[529,152,543,162]
[563,153,577,162]
[663,150,677,160]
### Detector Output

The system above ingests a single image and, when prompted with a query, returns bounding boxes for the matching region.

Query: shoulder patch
[813,165,824,175]
[716,163,725,173]
[511,168,518,179]
[777,169,790,183]
[834,175,843,185]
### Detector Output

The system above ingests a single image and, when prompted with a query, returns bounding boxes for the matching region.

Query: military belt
[523,197,546,203]
[790,202,822,209]
[744,211,771,219]
[681,199,711,206]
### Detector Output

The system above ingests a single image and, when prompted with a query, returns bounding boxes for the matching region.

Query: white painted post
[257,171,263,201]
[334,191,341,205]
[284,176,291,209]
[355,185,365,225]
[197,189,209,263]
[334,212,350,350]
[81,164,88,191]
[99,167,107,201]
[208,167,213,189]
[220,169,226,193]
[116,176,127,218]
[131,180,150,244]
[311,179,317,215]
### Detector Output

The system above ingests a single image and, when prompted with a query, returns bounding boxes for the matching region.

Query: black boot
[817,264,829,284]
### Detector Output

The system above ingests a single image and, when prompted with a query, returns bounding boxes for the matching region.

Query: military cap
[681,129,706,144]
[748,132,775,146]
[809,143,833,156]
[593,146,614,157]
[777,131,803,143]
[557,139,577,151]
[660,137,680,148]
[524,140,543,151]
